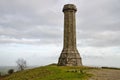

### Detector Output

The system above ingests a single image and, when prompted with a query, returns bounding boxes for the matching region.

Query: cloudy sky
[0,0,120,67]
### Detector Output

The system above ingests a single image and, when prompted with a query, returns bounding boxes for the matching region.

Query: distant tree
[8,69,14,74]
[16,58,27,71]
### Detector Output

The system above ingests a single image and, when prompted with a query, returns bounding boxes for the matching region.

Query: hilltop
[1,64,120,80]
[2,64,92,80]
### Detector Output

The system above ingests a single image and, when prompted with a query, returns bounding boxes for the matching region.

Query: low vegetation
[8,69,14,75]
[102,67,120,70]
[3,64,93,80]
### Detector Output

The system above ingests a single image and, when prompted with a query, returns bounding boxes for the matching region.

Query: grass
[3,64,93,80]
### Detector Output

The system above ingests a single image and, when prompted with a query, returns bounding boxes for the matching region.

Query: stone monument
[58,4,82,66]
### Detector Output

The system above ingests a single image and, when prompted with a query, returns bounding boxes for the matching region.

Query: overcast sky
[0,0,120,67]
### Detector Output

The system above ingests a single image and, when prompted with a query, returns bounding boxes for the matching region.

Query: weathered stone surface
[58,4,82,66]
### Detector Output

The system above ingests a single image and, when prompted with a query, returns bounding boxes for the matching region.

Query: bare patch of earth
[88,69,120,80]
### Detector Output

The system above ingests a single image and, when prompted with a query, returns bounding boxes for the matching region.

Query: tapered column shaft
[63,5,77,50]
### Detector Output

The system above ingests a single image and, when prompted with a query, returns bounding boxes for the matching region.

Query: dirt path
[88,69,120,80]
[0,77,3,80]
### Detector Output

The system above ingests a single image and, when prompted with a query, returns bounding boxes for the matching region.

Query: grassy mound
[3,64,92,80]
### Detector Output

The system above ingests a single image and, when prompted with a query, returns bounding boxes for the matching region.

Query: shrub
[8,69,14,74]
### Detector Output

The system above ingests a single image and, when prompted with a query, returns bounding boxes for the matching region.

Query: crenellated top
[63,4,77,12]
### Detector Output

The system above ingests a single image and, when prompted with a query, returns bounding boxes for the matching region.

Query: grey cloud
[77,31,120,47]
[0,0,120,47]
[0,0,63,45]
[82,55,104,59]
[77,0,120,31]
[0,36,40,44]
[76,0,120,47]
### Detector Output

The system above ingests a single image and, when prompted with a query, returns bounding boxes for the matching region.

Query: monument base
[58,49,82,66]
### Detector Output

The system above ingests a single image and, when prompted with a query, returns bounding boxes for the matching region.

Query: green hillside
[3,64,93,80]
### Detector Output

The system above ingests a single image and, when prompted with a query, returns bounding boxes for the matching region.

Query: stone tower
[58,4,82,66]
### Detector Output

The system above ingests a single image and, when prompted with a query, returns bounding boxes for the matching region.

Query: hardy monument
[58,4,82,66]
